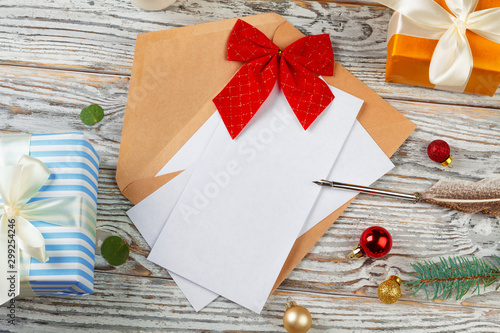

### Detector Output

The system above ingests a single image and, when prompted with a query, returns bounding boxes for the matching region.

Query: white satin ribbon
[377,0,500,90]
[0,140,84,305]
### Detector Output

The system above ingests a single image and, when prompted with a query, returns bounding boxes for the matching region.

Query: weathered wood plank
[1,1,500,330]
[0,65,128,167]
[259,99,500,301]
[2,272,500,332]
[2,66,498,307]
[1,0,499,108]
[0,64,498,168]
[93,119,500,307]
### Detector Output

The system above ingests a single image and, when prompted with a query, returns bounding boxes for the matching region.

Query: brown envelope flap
[118,14,415,204]
[123,171,183,205]
[270,21,415,292]
[116,13,416,295]
[271,198,354,294]
[274,21,416,157]
[117,13,288,202]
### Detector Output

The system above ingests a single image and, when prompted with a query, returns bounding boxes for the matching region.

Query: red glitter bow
[213,19,335,139]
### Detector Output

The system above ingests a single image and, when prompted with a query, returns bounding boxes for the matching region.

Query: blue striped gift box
[10,132,99,297]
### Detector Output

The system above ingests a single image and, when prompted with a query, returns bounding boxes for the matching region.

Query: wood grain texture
[0,0,499,107]
[3,272,500,332]
[0,0,500,331]
[0,64,498,169]
[0,65,128,167]
[94,151,500,309]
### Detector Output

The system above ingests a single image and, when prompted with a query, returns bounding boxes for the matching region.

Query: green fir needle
[405,256,500,300]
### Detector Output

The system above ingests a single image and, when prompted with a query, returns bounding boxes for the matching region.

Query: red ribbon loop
[213,19,335,139]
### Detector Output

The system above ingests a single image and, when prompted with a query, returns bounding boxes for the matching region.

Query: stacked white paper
[127,84,394,313]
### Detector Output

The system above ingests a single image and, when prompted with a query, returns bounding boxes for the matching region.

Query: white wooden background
[1,0,500,332]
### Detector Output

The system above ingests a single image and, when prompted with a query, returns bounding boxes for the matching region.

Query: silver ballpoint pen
[313,180,422,202]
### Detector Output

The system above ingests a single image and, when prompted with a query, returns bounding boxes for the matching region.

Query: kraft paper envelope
[127,119,395,311]
[117,13,416,293]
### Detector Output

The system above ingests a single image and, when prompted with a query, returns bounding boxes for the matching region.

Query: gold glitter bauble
[377,276,402,304]
[283,298,312,333]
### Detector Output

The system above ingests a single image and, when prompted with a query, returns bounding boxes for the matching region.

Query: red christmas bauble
[359,226,392,258]
[427,140,451,164]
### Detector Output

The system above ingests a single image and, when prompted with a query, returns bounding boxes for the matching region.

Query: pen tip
[314,180,333,187]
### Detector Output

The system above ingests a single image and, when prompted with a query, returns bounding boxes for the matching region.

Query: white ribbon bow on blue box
[0,133,99,305]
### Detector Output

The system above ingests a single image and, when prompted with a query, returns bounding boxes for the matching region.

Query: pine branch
[404,256,500,300]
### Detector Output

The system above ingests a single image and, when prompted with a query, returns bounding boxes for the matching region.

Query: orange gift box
[385,0,500,96]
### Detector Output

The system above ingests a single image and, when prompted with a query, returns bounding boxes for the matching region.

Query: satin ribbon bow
[213,19,335,139]
[0,155,82,304]
[377,0,500,89]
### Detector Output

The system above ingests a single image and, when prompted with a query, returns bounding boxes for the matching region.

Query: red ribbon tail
[213,56,278,139]
[280,59,335,130]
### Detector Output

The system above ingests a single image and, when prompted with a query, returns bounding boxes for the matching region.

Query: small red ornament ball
[427,140,451,163]
[359,226,392,258]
